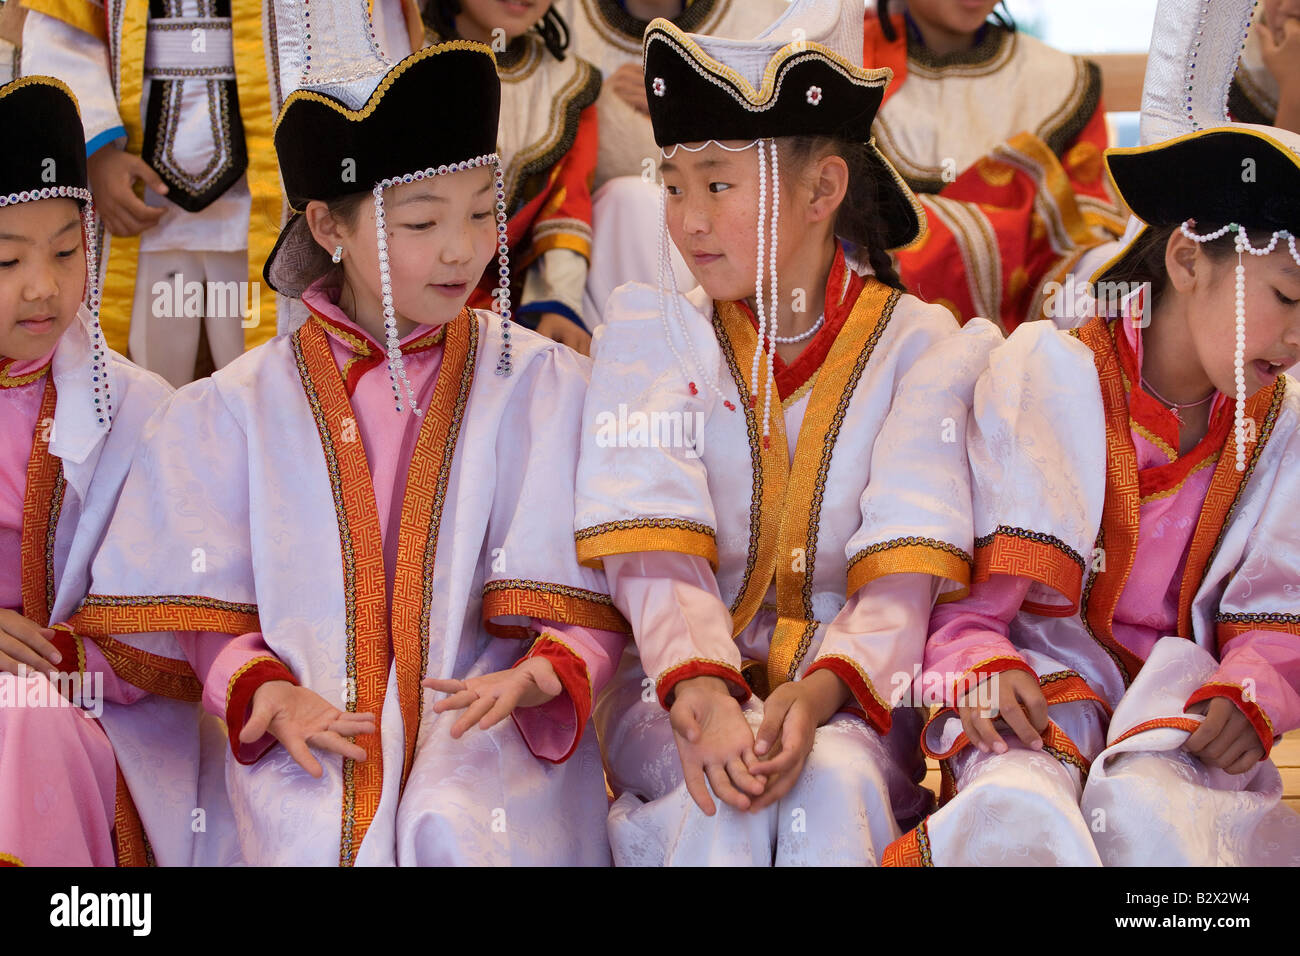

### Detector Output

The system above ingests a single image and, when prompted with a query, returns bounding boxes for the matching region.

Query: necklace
[1140,376,1215,425]
[771,313,825,345]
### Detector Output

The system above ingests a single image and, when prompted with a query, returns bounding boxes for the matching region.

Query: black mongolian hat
[641,0,923,251]
[0,76,90,208]
[263,40,502,298]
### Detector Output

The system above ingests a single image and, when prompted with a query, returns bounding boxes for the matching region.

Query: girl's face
[336,168,498,329]
[905,0,1002,38]
[1179,234,1300,397]
[0,198,85,361]
[456,0,553,42]
[661,141,822,305]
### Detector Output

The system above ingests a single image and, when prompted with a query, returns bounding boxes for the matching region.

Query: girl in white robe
[574,0,1001,866]
[66,14,628,866]
[883,0,1300,867]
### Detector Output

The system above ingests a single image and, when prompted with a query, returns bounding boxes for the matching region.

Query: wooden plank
[1271,731,1300,768]
[1279,767,1300,798]
[922,768,941,796]
[1092,53,1148,113]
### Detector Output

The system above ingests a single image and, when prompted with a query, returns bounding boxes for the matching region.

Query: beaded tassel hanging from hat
[1179,219,1300,470]
[655,137,791,445]
[0,184,112,426]
[370,152,509,415]
[79,199,113,427]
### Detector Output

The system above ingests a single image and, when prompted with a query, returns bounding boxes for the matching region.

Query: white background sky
[1001,0,1160,53]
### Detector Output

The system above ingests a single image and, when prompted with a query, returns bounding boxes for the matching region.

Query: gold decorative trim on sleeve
[575,518,718,570]
[224,655,284,713]
[846,537,972,597]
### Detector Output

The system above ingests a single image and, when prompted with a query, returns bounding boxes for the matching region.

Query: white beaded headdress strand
[0,184,109,426]
[370,153,511,416]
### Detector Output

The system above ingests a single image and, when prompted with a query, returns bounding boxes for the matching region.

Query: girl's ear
[806,153,850,226]
[1164,227,1201,294]
[304,199,347,257]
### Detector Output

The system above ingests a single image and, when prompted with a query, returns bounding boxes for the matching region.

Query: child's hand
[0,608,61,676]
[958,668,1047,754]
[1185,696,1265,775]
[423,657,564,739]
[608,63,651,115]
[534,314,592,356]
[668,675,766,816]
[242,680,375,778]
[86,147,169,236]
[747,669,848,811]
[1261,15,1300,98]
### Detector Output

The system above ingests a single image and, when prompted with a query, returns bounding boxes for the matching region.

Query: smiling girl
[64,21,627,865]
[885,0,1300,867]
[574,0,1001,866]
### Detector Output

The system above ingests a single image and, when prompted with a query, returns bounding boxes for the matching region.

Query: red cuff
[656,658,751,711]
[226,657,298,765]
[511,635,592,764]
[1184,682,1276,758]
[805,656,891,734]
[48,625,86,681]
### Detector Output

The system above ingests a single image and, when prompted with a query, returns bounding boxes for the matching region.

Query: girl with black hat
[67,1,628,866]
[574,0,1002,865]
[885,0,1300,867]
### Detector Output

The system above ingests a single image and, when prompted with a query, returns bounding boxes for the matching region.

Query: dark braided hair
[876,0,1015,44]
[779,136,907,292]
[425,0,570,60]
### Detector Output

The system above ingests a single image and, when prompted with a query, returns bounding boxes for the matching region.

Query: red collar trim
[731,246,867,401]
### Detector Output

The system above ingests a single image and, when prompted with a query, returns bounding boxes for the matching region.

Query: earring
[332,245,343,264]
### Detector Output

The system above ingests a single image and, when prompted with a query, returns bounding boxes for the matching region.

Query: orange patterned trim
[575,519,719,570]
[389,310,475,792]
[845,537,971,597]
[1176,379,1285,639]
[1109,715,1202,747]
[19,377,63,628]
[804,654,891,734]
[295,318,390,868]
[70,595,260,636]
[880,817,933,867]
[1217,612,1300,647]
[0,853,22,866]
[768,281,900,690]
[481,579,630,638]
[1073,319,1144,685]
[655,657,751,710]
[112,766,153,867]
[973,526,1084,616]
[89,634,202,701]
[1186,681,1276,757]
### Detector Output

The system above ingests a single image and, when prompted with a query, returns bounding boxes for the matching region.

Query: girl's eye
[0,259,16,269]
[405,221,435,231]
[471,210,493,221]
[665,184,682,196]
[708,182,731,193]
[56,247,79,259]
[1275,288,1299,307]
